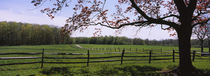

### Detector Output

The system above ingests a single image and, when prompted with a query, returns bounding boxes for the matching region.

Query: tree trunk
[200,39,204,53]
[208,37,210,53]
[176,25,195,76]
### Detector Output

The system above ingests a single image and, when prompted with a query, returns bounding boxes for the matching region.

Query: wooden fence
[0,48,209,68]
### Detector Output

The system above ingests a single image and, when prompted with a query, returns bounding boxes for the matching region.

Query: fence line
[0,48,209,68]
[0,55,179,60]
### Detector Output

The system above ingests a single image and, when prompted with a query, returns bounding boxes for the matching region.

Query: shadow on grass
[27,65,210,76]
[0,65,83,71]
[39,66,92,76]
[38,65,162,76]
[164,65,210,76]
[96,65,162,76]
[40,67,72,76]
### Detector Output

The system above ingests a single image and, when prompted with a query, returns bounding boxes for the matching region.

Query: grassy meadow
[0,44,209,76]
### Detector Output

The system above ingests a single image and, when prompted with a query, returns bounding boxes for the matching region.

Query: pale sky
[0,0,177,40]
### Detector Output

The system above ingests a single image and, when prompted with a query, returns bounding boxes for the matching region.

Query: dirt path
[75,44,83,48]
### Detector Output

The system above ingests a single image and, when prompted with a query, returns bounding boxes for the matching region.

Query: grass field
[0,44,209,76]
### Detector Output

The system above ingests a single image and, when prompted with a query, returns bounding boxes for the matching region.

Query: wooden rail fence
[0,48,209,68]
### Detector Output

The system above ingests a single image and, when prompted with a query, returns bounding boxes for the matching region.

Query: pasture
[0,44,209,76]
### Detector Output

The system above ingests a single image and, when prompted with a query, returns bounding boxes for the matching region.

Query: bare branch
[193,25,207,41]
[151,19,179,29]
[91,21,149,29]
[161,25,172,30]
[129,0,179,29]
[130,0,152,20]
[192,11,208,21]
[90,18,179,30]
[192,18,210,27]
[187,0,197,11]
[159,14,179,20]
[187,0,197,16]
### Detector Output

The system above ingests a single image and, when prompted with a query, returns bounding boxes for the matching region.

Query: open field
[0,44,209,76]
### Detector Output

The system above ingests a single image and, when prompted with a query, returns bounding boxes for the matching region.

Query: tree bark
[176,23,195,76]
[208,37,210,53]
[200,39,204,53]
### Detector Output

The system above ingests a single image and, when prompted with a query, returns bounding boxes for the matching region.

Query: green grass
[0,44,209,76]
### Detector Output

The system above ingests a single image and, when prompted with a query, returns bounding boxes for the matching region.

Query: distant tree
[193,25,207,53]
[89,37,97,44]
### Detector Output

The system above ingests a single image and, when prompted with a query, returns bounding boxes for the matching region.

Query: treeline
[69,37,209,47]
[69,36,144,45]
[69,36,178,46]
[0,21,70,45]
[0,21,207,47]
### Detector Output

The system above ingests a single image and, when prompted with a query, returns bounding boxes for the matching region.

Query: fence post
[41,48,44,68]
[173,49,175,62]
[136,48,138,52]
[149,50,152,64]
[192,50,196,62]
[87,49,90,67]
[209,48,210,54]
[121,49,125,65]
[118,48,120,52]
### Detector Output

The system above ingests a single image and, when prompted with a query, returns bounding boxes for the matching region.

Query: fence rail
[0,62,40,66]
[0,57,40,60]
[0,53,42,55]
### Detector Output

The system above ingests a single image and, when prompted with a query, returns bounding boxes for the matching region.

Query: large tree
[32,0,210,75]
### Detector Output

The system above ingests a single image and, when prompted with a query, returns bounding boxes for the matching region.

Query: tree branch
[187,0,197,10]
[90,18,180,30]
[129,0,179,29]
[187,0,197,15]
[193,25,207,40]
[192,18,210,27]
[91,21,149,29]
[150,19,179,29]
[161,25,172,30]
[129,0,152,20]
[192,11,208,21]
[159,14,179,20]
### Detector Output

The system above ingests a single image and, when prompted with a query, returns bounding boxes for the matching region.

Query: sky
[0,0,177,40]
